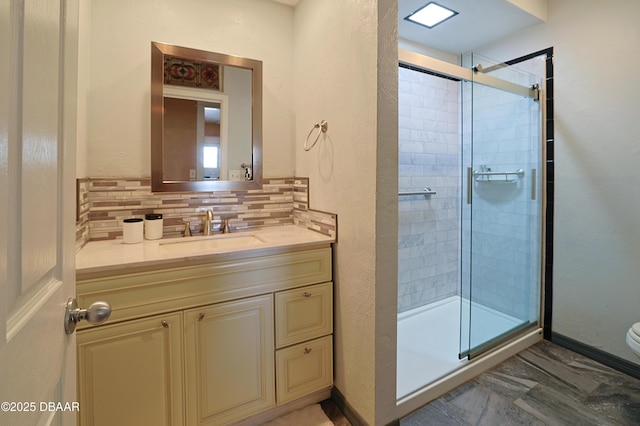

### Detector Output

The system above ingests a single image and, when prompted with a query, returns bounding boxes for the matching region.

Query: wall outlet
[229,170,244,181]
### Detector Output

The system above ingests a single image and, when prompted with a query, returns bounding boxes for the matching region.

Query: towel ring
[303,120,328,151]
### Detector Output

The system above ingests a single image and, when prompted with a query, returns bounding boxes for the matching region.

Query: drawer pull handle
[161,320,169,328]
[304,348,312,354]
[198,313,205,321]
[303,292,312,297]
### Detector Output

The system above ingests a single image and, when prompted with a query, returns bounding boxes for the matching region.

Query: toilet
[626,322,640,358]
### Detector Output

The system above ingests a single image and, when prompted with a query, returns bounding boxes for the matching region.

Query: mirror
[151,41,263,192]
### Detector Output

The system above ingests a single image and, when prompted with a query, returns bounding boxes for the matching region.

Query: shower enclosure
[397,49,545,401]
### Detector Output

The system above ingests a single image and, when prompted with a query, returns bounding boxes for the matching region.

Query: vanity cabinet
[76,246,333,425]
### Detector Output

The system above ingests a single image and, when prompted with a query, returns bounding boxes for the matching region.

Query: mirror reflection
[151,42,262,192]
[163,98,222,181]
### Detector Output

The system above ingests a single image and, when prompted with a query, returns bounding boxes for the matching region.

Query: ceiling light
[405,2,458,29]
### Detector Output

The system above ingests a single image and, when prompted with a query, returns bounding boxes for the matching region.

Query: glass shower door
[459,57,542,360]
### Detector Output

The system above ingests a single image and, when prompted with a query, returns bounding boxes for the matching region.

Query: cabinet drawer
[275,336,333,405]
[275,282,332,348]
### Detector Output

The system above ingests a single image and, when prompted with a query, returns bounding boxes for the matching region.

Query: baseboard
[330,387,369,426]
[551,332,640,380]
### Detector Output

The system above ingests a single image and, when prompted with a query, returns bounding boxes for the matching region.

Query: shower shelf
[473,169,524,183]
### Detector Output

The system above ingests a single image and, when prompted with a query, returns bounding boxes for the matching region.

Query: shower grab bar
[398,187,436,197]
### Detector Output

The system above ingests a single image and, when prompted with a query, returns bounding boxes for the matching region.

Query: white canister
[144,213,163,240]
[122,218,143,244]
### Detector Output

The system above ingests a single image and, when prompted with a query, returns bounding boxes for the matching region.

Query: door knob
[64,297,111,334]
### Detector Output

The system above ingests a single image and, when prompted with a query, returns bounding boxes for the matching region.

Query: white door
[0,1,79,425]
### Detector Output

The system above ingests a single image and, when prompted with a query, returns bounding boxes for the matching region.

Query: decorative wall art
[164,56,222,90]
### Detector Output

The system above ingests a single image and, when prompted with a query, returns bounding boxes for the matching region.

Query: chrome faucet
[203,210,214,236]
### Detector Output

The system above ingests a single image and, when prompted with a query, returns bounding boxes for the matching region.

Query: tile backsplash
[76,177,336,251]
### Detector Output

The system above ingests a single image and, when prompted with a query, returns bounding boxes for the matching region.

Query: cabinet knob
[198,313,205,321]
[161,320,169,328]
[304,347,312,354]
[303,292,312,297]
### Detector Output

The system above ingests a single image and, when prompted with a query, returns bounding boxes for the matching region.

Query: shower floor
[397,296,523,398]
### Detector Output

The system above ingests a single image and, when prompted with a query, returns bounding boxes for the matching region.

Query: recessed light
[405,2,459,29]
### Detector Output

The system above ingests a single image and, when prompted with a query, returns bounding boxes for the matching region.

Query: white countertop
[76,225,334,279]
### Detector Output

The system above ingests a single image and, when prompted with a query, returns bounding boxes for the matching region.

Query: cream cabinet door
[77,312,184,426]
[184,295,275,425]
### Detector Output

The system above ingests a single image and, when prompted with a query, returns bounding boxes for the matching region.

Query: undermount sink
[158,234,265,254]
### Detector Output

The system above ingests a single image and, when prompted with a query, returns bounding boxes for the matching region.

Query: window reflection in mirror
[163,96,226,181]
[201,104,221,180]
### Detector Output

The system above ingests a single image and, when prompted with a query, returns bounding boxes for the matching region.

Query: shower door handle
[531,168,537,200]
[467,167,473,204]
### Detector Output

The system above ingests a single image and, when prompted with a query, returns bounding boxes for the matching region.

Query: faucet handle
[222,218,231,234]
[179,220,192,237]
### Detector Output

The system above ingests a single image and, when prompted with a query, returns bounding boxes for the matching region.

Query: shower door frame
[396,47,547,410]
[399,50,539,100]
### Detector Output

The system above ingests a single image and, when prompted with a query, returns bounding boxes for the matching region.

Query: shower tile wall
[398,67,460,313]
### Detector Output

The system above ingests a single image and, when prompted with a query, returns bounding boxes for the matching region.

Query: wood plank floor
[401,340,640,425]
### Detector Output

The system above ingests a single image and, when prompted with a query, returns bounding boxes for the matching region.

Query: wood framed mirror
[151,42,263,192]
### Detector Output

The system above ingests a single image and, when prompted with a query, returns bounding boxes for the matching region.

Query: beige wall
[76,0,91,178]
[478,0,640,364]
[80,0,402,422]
[293,1,398,424]
[78,0,295,179]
